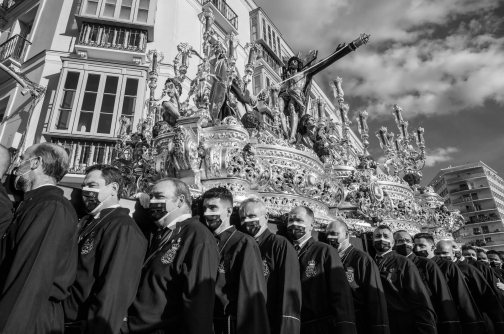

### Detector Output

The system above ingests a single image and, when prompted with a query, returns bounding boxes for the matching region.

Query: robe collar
[256,227,272,245]
[215,225,236,244]
[297,237,315,258]
[23,184,62,201]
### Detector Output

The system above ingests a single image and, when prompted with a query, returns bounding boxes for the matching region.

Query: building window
[0,96,10,122]
[251,16,257,41]
[51,67,144,138]
[83,0,155,25]
[482,226,489,234]
[272,31,277,54]
[262,18,266,40]
[277,36,281,56]
[253,75,261,95]
[473,227,480,235]
[266,76,270,88]
[57,72,81,130]
[85,0,99,15]
[267,25,272,47]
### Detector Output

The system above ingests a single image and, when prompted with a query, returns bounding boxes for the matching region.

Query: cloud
[257,0,504,119]
[425,147,459,167]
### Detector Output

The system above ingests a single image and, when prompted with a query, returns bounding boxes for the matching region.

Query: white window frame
[48,62,146,140]
[82,0,156,25]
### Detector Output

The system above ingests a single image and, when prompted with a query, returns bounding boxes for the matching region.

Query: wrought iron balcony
[202,0,238,30]
[51,138,117,174]
[0,34,30,63]
[1,0,24,10]
[77,22,147,53]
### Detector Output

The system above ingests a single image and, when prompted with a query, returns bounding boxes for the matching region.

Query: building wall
[0,0,364,166]
[429,162,504,251]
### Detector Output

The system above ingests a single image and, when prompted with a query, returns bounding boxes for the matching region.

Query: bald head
[435,240,454,259]
[0,144,11,178]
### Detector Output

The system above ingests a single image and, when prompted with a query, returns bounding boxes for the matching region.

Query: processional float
[111,8,464,240]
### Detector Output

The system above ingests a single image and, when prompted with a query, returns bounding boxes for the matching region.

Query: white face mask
[149,198,180,223]
[82,186,112,215]
[13,156,40,190]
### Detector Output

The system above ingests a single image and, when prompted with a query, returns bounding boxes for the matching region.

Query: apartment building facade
[429,162,504,251]
[0,0,362,182]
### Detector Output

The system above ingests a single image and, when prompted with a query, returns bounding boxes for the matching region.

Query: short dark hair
[486,250,500,256]
[393,230,410,236]
[202,187,233,207]
[33,143,69,182]
[375,225,392,233]
[476,249,486,254]
[297,205,314,222]
[413,233,435,244]
[85,164,124,199]
[154,177,192,208]
[462,245,476,252]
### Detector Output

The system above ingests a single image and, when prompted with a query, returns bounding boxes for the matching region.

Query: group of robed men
[2,143,504,334]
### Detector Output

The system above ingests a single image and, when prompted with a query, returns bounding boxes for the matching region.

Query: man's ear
[110,182,119,196]
[178,194,185,208]
[226,206,232,217]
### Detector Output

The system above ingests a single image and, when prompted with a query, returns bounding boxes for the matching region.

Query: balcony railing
[202,0,238,30]
[261,48,282,74]
[453,196,474,205]
[447,172,486,184]
[77,22,148,53]
[450,184,488,194]
[0,34,31,63]
[1,0,24,10]
[465,214,501,225]
[51,138,117,174]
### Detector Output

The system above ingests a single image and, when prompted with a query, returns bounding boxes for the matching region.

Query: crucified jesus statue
[278,33,370,144]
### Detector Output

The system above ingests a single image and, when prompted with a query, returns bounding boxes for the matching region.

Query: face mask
[373,239,391,253]
[13,156,39,190]
[414,250,429,258]
[395,244,413,256]
[489,261,501,268]
[82,186,113,214]
[287,225,306,241]
[204,211,224,232]
[242,218,261,237]
[326,236,340,251]
[466,255,476,261]
[149,198,179,222]
[454,252,462,259]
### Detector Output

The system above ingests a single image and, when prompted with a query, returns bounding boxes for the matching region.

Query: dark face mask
[454,252,462,259]
[287,227,306,241]
[326,237,340,250]
[414,250,429,258]
[242,219,261,237]
[373,240,391,253]
[204,213,223,232]
[395,244,413,257]
[490,261,502,268]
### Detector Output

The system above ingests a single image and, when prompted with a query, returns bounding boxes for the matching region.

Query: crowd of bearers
[5,150,504,334]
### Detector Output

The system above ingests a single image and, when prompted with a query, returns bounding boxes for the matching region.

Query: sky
[254,0,504,185]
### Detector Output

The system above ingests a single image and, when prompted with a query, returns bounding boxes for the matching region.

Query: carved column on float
[330,77,351,165]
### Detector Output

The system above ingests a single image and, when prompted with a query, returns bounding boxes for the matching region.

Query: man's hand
[135,193,150,209]
[497,279,504,291]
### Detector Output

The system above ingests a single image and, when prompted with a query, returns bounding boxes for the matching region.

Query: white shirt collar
[167,213,192,230]
[296,236,312,250]
[93,204,121,219]
[338,244,352,257]
[32,184,55,190]
[377,249,393,257]
[215,224,234,236]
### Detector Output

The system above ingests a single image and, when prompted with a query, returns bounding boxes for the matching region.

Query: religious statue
[207,41,258,123]
[161,78,183,126]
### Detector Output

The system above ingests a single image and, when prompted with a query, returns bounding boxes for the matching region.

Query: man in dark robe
[413,233,486,334]
[436,240,504,334]
[372,225,437,334]
[461,246,504,307]
[487,250,504,280]
[462,245,477,261]
[0,143,78,333]
[64,165,147,334]
[287,206,357,334]
[323,219,389,334]
[238,198,301,334]
[0,144,13,237]
[201,187,270,334]
[124,178,219,334]
[393,230,460,333]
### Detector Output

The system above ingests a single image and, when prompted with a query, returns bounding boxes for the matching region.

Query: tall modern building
[429,162,504,251]
[0,0,362,182]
